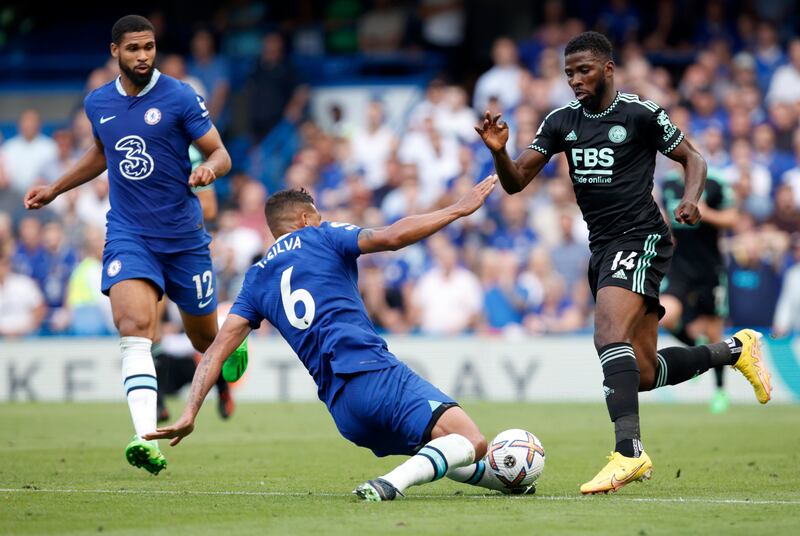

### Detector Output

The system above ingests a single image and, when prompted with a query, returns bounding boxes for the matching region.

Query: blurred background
[1,0,799,345]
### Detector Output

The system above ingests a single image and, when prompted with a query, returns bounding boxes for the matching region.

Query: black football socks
[615,437,643,459]
[598,343,643,458]
[653,336,742,389]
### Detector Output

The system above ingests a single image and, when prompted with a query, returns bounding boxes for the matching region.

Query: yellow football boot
[580,451,653,495]
[731,329,772,404]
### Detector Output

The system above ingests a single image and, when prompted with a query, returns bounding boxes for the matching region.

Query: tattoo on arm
[186,353,213,414]
[358,228,376,252]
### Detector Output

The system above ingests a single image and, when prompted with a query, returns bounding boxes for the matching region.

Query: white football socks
[380,434,475,493]
[447,459,509,492]
[120,336,157,441]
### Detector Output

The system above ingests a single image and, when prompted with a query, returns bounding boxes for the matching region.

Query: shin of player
[368,407,487,499]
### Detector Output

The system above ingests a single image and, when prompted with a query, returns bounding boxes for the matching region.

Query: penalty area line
[1,488,799,505]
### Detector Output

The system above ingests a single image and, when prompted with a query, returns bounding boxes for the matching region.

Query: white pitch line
[1,488,799,506]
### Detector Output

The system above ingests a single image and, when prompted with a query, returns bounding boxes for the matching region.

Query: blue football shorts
[101,233,217,316]
[329,362,459,457]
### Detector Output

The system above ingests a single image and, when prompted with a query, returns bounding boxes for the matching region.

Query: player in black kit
[661,169,738,414]
[475,31,772,494]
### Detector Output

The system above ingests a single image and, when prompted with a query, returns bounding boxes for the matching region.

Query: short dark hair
[564,31,613,62]
[112,15,154,45]
[264,188,316,233]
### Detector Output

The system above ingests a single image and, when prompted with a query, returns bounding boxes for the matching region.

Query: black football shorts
[588,229,673,318]
[661,269,728,322]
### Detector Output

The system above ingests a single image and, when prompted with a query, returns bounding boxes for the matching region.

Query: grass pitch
[2,401,798,535]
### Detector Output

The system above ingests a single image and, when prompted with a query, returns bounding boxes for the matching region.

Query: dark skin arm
[24,137,106,209]
[144,313,252,446]
[357,175,496,253]
[665,137,706,225]
[474,112,549,194]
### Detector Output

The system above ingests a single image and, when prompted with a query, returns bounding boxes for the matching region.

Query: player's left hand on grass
[143,416,195,446]
[673,199,701,225]
[454,175,497,216]
[188,164,216,188]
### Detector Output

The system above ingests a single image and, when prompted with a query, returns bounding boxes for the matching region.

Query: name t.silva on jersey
[260,234,303,263]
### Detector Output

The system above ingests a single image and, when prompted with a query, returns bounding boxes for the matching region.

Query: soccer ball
[486,428,545,493]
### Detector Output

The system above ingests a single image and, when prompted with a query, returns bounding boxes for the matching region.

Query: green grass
[1,401,799,535]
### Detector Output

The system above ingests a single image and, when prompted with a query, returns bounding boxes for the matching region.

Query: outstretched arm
[24,138,106,209]
[144,314,251,446]
[358,175,497,254]
[474,112,549,194]
[666,137,707,225]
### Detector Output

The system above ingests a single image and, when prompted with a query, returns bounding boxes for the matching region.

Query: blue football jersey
[84,70,213,239]
[230,222,399,406]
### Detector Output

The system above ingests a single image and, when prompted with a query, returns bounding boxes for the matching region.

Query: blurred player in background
[154,144,237,423]
[660,169,738,413]
[148,178,546,500]
[24,14,246,475]
[476,31,771,494]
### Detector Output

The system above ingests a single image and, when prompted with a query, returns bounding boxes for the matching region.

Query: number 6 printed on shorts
[281,266,316,329]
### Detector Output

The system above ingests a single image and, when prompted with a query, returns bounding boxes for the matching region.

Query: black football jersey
[662,169,734,277]
[529,91,683,251]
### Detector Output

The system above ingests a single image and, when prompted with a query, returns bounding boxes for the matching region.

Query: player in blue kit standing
[146,178,536,500]
[24,15,247,475]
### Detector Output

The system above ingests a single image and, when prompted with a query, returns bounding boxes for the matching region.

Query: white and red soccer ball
[485,428,546,492]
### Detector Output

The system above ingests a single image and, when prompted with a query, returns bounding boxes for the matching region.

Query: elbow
[501,182,521,195]
[220,151,233,177]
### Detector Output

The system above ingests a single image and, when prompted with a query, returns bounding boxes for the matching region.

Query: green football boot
[353,479,403,501]
[125,436,167,475]
[221,336,249,382]
[710,389,730,414]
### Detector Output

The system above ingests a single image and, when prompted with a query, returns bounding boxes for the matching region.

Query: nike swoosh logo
[198,298,213,309]
[100,115,116,124]
[609,461,647,489]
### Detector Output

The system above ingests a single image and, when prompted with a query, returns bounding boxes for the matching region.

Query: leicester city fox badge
[608,125,627,143]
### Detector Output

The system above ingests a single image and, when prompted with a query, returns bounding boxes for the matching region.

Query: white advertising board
[2,336,798,403]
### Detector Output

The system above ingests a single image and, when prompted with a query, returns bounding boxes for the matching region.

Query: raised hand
[455,175,497,216]
[23,185,56,210]
[474,111,509,153]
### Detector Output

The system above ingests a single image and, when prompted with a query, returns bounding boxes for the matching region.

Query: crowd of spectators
[2,1,800,338]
